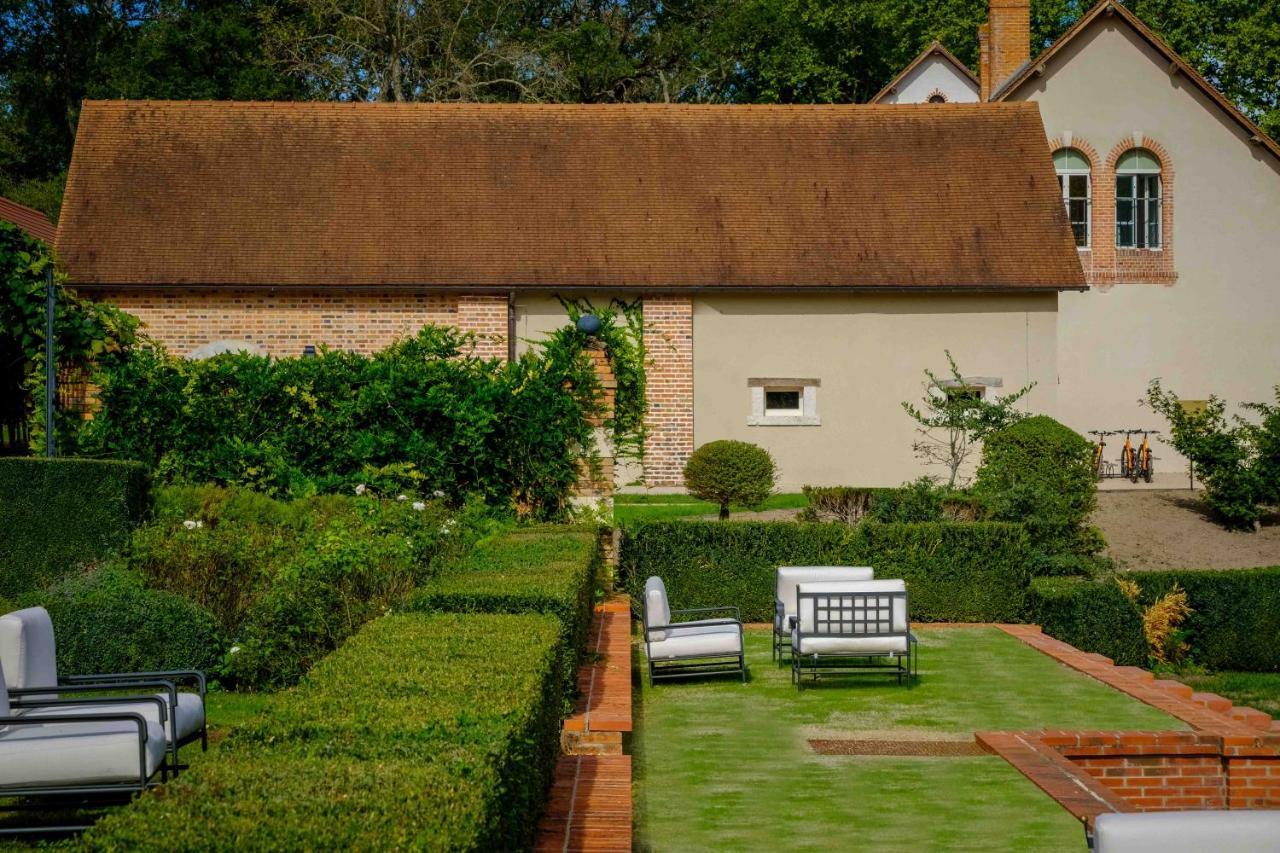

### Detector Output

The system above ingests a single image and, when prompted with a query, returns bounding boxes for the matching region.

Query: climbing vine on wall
[555,297,648,464]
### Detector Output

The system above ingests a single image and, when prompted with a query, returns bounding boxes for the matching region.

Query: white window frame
[1056,166,1091,250]
[748,378,820,426]
[1115,151,1162,251]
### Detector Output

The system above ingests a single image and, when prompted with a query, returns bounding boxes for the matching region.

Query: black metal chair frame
[790,589,918,688]
[8,669,207,775]
[0,706,167,836]
[642,599,746,686]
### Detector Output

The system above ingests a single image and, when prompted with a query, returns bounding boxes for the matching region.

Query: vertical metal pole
[44,266,55,457]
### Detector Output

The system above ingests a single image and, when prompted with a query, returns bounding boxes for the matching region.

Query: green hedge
[0,457,151,597]
[1029,567,1280,671]
[83,612,564,850]
[406,527,600,700]
[620,520,1031,623]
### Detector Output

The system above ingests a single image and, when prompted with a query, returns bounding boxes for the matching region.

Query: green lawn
[1176,671,1280,716]
[615,492,807,524]
[634,627,1180,852]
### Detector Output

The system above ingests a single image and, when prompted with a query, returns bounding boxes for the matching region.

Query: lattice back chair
[791,579,917,687]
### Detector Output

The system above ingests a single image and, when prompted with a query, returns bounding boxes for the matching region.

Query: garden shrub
[1029,567,1280,671]
[406,527,600,700]
[974,416,1100,573]
[82,324,601,517]
[0,457,151,597]
[620,520,1031,623]
[84,612,564,851]
[683,440,776,520]
[24,565,224,675]
[800,482,985,524]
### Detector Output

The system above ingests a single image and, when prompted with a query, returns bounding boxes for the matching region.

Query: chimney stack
[980,0,1030,100]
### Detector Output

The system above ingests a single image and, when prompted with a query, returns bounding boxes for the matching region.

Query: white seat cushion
[1094,810,1280,853]
[791,628,909,656]
[644,576,672,641]
[0,607,59,701]
[775,567,874,633]
[21,691,205,743]
[0,718,167,788]
[648,624,741,660]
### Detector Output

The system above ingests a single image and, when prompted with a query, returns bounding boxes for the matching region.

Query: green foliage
[83,612,564,851]
[1147,380,1280,529]
[974,415,1100,573]
[22,566,224,675]
[0,457,151,597]
[84,325,600,517]
[683,440,777,520]
[800,482,985,523]
[1029,567,1280,672]
[902,350,1034,488]
[407,527,601,701]
[620,520,1032,622]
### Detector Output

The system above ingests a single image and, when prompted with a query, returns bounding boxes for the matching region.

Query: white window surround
[748,378,820,426]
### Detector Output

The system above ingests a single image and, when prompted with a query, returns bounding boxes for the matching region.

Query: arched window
[1115,148,1162,249]
[1053,147,1091,248]
[927,92,947,104]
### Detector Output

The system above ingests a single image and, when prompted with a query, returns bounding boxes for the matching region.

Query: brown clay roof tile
[0,195,56,244]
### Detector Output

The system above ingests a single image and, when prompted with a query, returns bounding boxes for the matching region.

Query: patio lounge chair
[1092,809,1280,852]
[791,579,917,687]
[773,566,874,661]
[642,576,745,685]
[0,657,170,836]
[0,607,207,774]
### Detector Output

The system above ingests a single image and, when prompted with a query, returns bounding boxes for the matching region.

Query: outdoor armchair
[642,576,745,685]
[1092,809,1280,852]
[773,566,874,661]
[0,657,169,836]
[0,607,207,774]
[790,579,917,687]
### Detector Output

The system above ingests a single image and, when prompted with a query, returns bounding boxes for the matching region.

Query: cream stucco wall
[881,56,980,104]
[1007,21,1280,475]
[692,293,1057,490]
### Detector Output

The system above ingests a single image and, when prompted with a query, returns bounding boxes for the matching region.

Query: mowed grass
[614,493,807,524]
[1176,671,1280,716]
[634,627,1180,853]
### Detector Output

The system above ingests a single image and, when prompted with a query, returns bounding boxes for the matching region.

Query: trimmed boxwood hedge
[620,520,1032,623]
[83,612,564,851]
[1029,567,1280,671]
[406,526,600,699]
[0,457,151,597]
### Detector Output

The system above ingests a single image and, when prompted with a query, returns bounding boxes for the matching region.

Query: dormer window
[1115,148,1162,249]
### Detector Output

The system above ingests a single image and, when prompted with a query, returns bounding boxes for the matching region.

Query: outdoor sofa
[0,607,207,775]
[0,656,170,835]
[773,566,874,660]
[1092,809,1280,852]
[791,579,917,687]
[642,576,745,685]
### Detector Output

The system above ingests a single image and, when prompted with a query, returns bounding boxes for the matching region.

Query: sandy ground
[1092,490,1280,571]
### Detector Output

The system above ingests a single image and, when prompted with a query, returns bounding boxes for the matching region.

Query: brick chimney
[979,0,1030,100]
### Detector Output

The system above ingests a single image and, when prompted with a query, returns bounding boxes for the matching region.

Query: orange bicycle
[1132,430,1159,483]
[1088,430,1115,480]
[1118,430,1137,480]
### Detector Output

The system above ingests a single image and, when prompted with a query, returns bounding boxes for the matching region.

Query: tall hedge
[83,612,564,851]
[0,457,151,597]
[620,520,1031,623]
[1029,567,1280,672]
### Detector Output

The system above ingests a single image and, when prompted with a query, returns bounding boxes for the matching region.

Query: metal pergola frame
[790,589,919,687]
[641,600,747,686]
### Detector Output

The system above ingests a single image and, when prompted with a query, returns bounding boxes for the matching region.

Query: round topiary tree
[683,440,776,520]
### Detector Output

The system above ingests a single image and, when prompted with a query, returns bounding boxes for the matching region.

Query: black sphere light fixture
[576,314,602,335]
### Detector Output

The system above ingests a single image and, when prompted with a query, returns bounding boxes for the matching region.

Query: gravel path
[1092,490,1280,570]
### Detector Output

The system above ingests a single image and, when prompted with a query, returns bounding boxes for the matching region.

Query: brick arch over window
[1098,135,1177,286]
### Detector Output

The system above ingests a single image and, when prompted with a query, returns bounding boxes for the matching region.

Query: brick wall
[986,0,1030,96]
[641,295,694,488]
[91,288,509,359]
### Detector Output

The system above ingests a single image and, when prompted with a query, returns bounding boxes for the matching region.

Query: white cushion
[644,577,672,641]
[1094,810,1280,853]
[21,691,205,743]
[792,627,909,656]
[792,580,908,656]
[648,624,741,660]
[0,657,9,717]
[0,718,167,788]
[775,567,874,633]
[0,607,59,700]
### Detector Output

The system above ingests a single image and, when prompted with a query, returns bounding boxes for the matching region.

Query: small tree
[683,440,776,520]
[901,351,1034,488]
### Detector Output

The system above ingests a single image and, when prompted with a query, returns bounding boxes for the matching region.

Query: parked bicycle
[1089,428,1160,482]
[1088,430,1115,479]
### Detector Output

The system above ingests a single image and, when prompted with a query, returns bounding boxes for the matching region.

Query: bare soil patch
[808,738,985,757]
[1092,490,1280,571]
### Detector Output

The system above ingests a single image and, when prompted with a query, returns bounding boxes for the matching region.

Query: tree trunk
[719,503,729,521]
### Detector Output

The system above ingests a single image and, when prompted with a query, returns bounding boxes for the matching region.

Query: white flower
[183,519,201,530]
[354,484,367,495]
[229,645,241,655]
[412,501,426,511]
[397,494,408,502]
[432,489,445,498]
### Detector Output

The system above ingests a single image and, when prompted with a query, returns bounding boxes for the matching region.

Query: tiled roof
[0,195,56,243]
[58,100,1085,290]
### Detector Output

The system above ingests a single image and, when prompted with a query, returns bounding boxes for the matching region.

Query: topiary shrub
[974,415,1099,573]
[683,440,776,520]
[26,566,224,675]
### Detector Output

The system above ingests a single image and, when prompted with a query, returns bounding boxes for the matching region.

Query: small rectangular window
[764,389,802,415]
[944,385,985,404]
[748,379,820,426]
